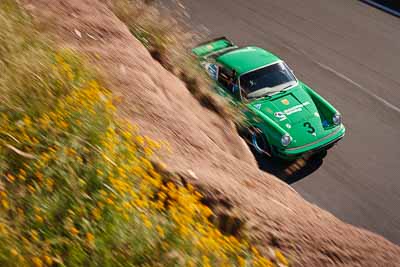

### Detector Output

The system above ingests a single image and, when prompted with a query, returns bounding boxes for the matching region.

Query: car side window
[217,66,232,88]
[218,66,237,91]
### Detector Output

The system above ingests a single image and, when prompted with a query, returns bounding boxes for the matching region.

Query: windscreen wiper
[280,84,293,92]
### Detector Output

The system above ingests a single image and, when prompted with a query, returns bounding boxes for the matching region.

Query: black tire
[250,128,272,157]
[310,150,327,160]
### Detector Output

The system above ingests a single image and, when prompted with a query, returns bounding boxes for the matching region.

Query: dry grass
[103,0,237,120]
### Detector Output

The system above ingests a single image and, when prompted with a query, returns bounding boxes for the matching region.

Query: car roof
[216,46,280,75]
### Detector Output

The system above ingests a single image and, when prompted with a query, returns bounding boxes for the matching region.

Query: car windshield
[240,62,296,99]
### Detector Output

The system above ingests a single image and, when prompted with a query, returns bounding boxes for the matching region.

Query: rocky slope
[22,0,400,266]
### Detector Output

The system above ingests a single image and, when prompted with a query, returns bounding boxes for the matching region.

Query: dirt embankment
[22,0,400,266]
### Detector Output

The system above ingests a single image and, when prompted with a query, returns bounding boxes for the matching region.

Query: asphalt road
[178,0,400,244]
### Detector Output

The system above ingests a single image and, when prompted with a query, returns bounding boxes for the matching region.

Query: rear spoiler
[192,36,236,58]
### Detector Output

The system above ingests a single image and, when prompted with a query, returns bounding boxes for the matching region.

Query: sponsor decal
[255,104,262,110]
[207,44,213,50]
[273,101,310,122]
[281,99,290,105]
[265,108,273,113]
[283,101,310,115]
[286,123,292,129]
[274,112,287,121]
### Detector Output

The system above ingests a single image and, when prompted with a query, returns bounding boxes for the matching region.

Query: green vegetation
[0,1,288,266]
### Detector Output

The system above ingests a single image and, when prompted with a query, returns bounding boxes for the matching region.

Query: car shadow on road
[250,147,326,184]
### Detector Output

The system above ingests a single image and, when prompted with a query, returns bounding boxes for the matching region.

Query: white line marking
[315,61,400,114]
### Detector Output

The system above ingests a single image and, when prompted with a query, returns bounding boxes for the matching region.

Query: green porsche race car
[193,37,345,160]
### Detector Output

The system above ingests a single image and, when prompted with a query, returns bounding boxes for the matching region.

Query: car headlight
[333,113,342,125]
[281,134,292,147]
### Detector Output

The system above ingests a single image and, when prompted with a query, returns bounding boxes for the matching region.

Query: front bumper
[275,125,345,160]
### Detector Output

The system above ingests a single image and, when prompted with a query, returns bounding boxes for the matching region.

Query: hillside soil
[21,0,400,266]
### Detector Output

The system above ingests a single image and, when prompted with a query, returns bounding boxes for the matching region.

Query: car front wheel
[251,128,272,157]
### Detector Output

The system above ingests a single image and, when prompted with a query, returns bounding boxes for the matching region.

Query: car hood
[248,84,317,124]
[247,84,332,146]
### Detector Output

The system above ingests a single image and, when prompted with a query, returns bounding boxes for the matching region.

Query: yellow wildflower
[19,169,26,176]
[161,241,169,250]
[202,256,211,267]
[35,172,43,181]
[59,121,68,129]
[67,148,77,156]
[105,197,114,205]
[44,255,53,265]
[45,178,54,191]
[28,185,36,193]
[70,227,79,236]
[0,223,7,234]
[275,250,288,266]
[122,201,132,210]
[6,174,15,183]
[135,136,144,145]
[30,230,39,242]
[144,218,152,229]
[122,130,132,139]
[49,146,57,154]
[23,116,32,127]
[251,246,259,256]
[140,214,152,228]
[86,232,95,244]
[1,199,9,209]
[156,225,165,238]
[255,257,273,267]
[35,214,44,223]
[31,137,39,145]
[10,248,18,257]
[78,178,86,186]
[202,206,213,217]
[237,256,246,267]
[32,257,43,267]
[91,208,101,220]
[17,173,26,181]
[187,259,195,267]
[39,116,50,129]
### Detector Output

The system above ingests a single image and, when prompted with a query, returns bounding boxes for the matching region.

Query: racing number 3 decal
[304,122,315,134]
